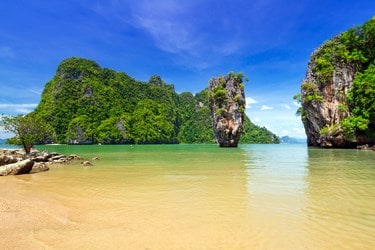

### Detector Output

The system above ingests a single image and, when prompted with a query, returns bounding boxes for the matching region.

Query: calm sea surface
[1,144,375,249]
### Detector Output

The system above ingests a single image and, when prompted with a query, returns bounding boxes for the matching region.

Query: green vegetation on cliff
[333,17,375,141]
[31,57,278,145]
[343,64,375,140]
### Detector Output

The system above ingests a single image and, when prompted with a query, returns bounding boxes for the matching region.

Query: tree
[1,114,54,154]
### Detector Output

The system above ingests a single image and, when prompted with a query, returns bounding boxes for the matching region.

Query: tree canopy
[1,114,54,154]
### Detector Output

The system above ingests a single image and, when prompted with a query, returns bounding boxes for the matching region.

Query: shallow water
[1,144,375,249]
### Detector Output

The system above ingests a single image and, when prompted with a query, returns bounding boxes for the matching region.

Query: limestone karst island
[298,17,375,148]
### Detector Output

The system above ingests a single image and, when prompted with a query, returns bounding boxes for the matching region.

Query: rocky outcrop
[208,72,246,147]
[0,159,35,176]
[0,149,82,176]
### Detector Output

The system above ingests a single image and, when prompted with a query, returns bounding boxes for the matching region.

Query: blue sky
[1,0,374,139]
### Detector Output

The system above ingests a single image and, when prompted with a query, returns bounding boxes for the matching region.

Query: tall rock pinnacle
[208,72,246,147]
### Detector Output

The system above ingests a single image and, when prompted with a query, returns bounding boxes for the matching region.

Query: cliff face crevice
[300,17,375,147]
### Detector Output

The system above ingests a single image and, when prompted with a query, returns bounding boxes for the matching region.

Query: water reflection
[241,144,310,248]
[242,144,375,248]
[242,144,309,195]
[305,148,375,249]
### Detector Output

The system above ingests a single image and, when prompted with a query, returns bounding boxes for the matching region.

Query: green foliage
[212,86,227,104]
[228,71,249,82]
[66,115,95,144]
[312,17,375,85]
[240,115,280,144]
[301,82,323,103]
[314,56,334,82]
[208,71,247,116]
[177,89,215,144]
[293,93,304,117]
[1,114,54,154]
[338,103,349,113]
[130,100,175,144]
[341,63,375,139]
[341,116,369,141]
[319,124,340,136]
[96,115,131,144]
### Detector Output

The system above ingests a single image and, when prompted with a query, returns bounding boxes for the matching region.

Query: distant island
[279,136,306,144]
[12,57,279,145]
[298,16,375,148]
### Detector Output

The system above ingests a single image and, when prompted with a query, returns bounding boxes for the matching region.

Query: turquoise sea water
[2,144,375,249]
[0,143,21,149]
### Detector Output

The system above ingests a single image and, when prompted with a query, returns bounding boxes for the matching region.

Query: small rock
[54,158,67,164]
[92,157,99,161]
[0,155,18,166]
[68,154,81,160]
[30,162,49,174]
[357,144,370,150]
[81,161,93,167]
[51,155,65,161]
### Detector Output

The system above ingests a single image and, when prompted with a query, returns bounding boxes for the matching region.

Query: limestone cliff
[300,17,375,147]
[208,72,246,147]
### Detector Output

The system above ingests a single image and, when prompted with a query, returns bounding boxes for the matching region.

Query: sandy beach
[0,174,76,249]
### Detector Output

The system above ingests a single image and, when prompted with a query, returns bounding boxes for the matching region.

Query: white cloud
[246,102,306,139]
[261,105,273,110]
[129,0,245,59]
[0,103,37,114]
[0,104,38,109]
[280,104,291,110]
[28,89,42,95]
[131,1,202,56]
[245,97,257,108]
